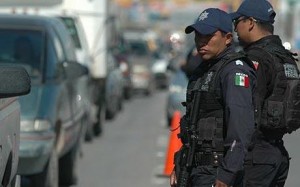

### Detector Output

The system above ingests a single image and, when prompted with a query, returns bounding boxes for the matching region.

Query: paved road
[284,130,300,186]
[72,89,300,187]
[73,91,171,187]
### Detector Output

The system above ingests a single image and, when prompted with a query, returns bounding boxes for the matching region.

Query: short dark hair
[256,21,274,34]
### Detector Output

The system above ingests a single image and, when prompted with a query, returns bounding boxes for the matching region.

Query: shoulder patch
[234,73,249,88]
[235,60,243,66]
[284,64,299,78]
[252,61,259,70]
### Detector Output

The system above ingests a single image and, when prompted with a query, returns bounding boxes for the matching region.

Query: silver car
[166,69,188,126]
[0,66,30,187]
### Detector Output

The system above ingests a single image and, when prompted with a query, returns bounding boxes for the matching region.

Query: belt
[194,152,223,167]
[265,138,283,145]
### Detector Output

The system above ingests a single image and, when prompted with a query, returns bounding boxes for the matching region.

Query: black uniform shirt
[244,35,286,138]
[244,35,279,100]
[190,45,256,184]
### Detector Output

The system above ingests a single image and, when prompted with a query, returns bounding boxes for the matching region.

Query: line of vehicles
[0,0,182,187]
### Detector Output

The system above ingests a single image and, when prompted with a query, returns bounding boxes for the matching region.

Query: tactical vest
[250,43,300,134]
[182,52,253,153]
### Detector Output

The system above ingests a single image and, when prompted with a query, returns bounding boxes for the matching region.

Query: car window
[0,29,44,81]
[59,17,81,49]
[127,40,149,55]
[52,19,77,62]
[52,32,65,62]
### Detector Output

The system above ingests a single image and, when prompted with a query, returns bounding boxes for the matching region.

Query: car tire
[118,96,123,111]
[85,125,94,142]
[94,105,105,137]
[84,113,94,142]
[30,148,58,187]
[59,143,79,186]
[10,175,20,187]
[124,87,132,100]
[105,103,116,120]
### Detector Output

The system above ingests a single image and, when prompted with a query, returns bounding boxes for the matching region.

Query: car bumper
[132,79,150,90]
[17,132,55,175]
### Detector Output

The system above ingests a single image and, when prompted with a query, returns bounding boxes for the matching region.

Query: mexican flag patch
[235,73,249,88]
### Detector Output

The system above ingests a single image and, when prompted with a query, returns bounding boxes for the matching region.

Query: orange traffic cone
[163,110,182,176]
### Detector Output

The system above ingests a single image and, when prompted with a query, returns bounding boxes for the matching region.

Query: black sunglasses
[233,17,249,28]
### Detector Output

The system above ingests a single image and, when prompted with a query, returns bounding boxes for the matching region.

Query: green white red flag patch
[235,73,249,88]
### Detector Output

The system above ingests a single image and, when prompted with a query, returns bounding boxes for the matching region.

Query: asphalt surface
[71,89,300,187]
[73,90,171,187]
[283,130,300,186]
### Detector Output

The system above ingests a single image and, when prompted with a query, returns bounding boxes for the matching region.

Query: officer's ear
[248,17,256,30]
[224,32,233,46]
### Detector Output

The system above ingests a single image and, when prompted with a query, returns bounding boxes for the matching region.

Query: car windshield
[0,29,44,81]
[127,40,149,56]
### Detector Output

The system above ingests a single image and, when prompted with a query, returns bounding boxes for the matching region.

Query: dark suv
[0,14,88,187]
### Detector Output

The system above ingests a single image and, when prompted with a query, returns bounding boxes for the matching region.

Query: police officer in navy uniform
[231,0,294,186]
[170,8,256,187]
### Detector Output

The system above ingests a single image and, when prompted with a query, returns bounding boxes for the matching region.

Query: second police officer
[231,0,300,186]
[170,8,256,187]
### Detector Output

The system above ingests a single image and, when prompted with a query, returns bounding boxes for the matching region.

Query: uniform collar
[206,45,235,65]
[189,45,235,81]
[245,35,283,50]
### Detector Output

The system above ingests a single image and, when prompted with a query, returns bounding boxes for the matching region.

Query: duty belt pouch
[198,117,215,139]
[252,45,300,134]
[265,100,284,129]
[197,117,217,147]
[194,152,222,167]
[179,115,189,144]
[284,79,300,133]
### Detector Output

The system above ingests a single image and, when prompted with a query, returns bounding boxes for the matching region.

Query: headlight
[169,85,186,93]
[21,120,52,132]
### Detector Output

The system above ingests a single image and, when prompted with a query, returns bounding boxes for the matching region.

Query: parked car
[151,57,172,89]
[0,14,88,187]
[112,45,133,100]
[166,69,188,126]
[131,63,155,95]
[123,30,156,95]
[165,44,201,126]
[57,15,103,139]
[0,65,30,187]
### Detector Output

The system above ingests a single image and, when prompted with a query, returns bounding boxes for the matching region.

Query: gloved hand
[170,169,177,187]
[214,179,228,187]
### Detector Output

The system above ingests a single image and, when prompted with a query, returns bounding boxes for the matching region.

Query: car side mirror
[62,61,89,79]
[0,65,31,98]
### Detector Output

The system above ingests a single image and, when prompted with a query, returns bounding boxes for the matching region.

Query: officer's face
[194,30,232,61]
[233,16,252,45]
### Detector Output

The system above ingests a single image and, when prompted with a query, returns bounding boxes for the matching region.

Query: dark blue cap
[185,8,232,35]
[230,0,276,23]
